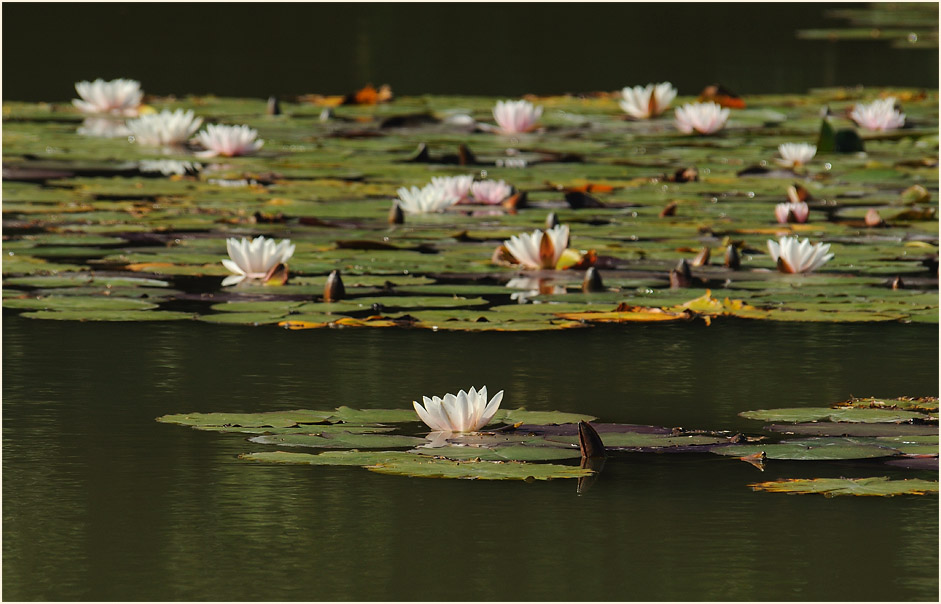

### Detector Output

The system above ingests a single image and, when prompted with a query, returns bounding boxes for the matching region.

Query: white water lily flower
[504,224,570,270]
[619,82,677,119]
[674,102,730,135]
[73,78,143,116]
[493,99,543,134]
[430,175,475,204]
[413,386,504,433]
[139,159,201,176]
[774,201,810,224]
[850,98,905,131]
[126,109,202,146]
[194,124,264,157]
[470,179,513,205]
[767,236,833,274]
[777,143,817,168]
[396,184,459,214]
[76,117,131,138]
[221,236,296,286]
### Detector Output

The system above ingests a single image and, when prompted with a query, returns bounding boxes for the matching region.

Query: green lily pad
[238,450,418,466]
[197,312,290,325]
[3,295,157,311]
[765,422,939,437]
[712,437,899,460]
[238,449,592,480]
[157,410,336,429]
[546,433,727,449]
[328,406,423,424]
[249,432,426,449]
[749,477,939,497]
[739,407,930,423]
[20,309,193,321]
[3,274,169,288]
[493,408,598,424]
[412,444,581,462]
[365,457,593,480]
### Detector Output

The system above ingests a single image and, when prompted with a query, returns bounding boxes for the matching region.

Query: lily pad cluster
[157,396,938,492]
[3,86,937,329]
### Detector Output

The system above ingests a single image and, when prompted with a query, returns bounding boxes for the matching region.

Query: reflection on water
[2,316,938,600]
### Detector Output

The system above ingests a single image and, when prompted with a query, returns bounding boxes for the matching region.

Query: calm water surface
[2,3,938,100]
[3,316,938,600]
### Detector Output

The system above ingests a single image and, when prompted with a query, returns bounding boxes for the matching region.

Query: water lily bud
[407,142,429,162]
[502,190,527,212]
[673,166,698,183]
[546,212,560,229]
[324,269,346,302]
[659,201,678,217]
[899,184,930,205]
[724,244,741,270]
[389,202,404,225]
[264,263,288,285]
[582,267,605,292]
[923,255,939,275]
[890,276,904,290]
[266,96,281,116]
[670,259,693,288]
[786,183,811,204]
[318,107,333,123]
[458,144,476,166]
[692,247,711,267]
[865,208,885,227]
[565,191,605,209]
[577,421,606,459]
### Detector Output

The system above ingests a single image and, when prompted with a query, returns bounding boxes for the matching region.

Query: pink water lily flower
[73,78,143,116]
[195,124,264,157]
[619,82,677,119]
[413,386,504,433]
[674,102,729,135]
[430,175,475,204]
[774,201,810,224]
[493,99,543,134]
[470,179,513,205]
[503,224,570,270]
[850,98,905,131]
[767,236,833,274]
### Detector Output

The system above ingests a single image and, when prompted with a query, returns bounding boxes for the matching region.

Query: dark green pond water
[2,3,938,101]
[3,315,938,601]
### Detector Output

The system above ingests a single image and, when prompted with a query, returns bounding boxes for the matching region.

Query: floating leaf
[365,458,593,481]
[493,408,597,425]
[749,477,939,497]
[3,296,157,311]
[712,437,898,460]
[157,410,335,429]
[739,407,930,423]
[239,450,417,466]
[546,432,727,450]
[20,309,193,321]
[412,444,581,462]
[249,432,426,449]
[239,450,592,480]
[765,422,939,437]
